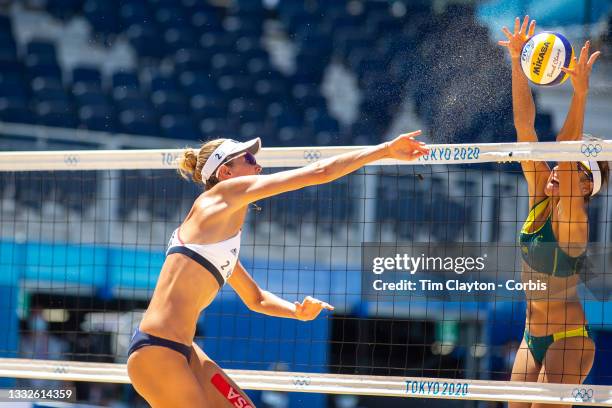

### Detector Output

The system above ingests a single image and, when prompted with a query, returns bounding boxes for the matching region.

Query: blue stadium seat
[72,83,108,106]
[276,126,308,147]
[367,13,405,36]
[199,118,236,139]
[31,77,68,102]
[35,101,77,128]
[155,6,187,29]
[230,0,267,16]
[334,30,373,60]
[72,66,102,87]
[118,1,151,31]
[223,16,262,38]
[83,0,119,35]
[179,71,220,97]
[240,121,268,141]
[234,37,267,63]
[113,88,150,111]
[293,51,327,82]
[228,98,265,125]
[267,103,303,129]
[189,94,226,120]
[163,27,197,51]
[190,10,224,33]
[254,78,290,103]
[160,114,199,139]
[78,105,116,132]
[0,14,11,31]
[0,97,32,124]
[151,90,188,115]
[0,73,28,100]
[200,33,239,57]
[174,49,211,73]
[292,84,326,110]
[363,0,389,15]
[148,0,176,8]
[0,59,22,75]
[26,40,58,61]
[181,0,218,13]
[245,57,277,79]
[217,75,255,101]
[118,109,158,135]
[276,2,309,26]
[0,34,18,63]
[210,53,245,76]
[326,14,365,38]
[25,56,62,80]
[305,109,339,135]
[112,71,140,90]
[149,73,179,93]
[47,0,83,20]
[126,24,165,59]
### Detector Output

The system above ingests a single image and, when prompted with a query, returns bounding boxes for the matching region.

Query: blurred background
[0,0,611,407]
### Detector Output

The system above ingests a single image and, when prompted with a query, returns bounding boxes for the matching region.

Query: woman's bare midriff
[521,262,587,336]
[139,254,221,345]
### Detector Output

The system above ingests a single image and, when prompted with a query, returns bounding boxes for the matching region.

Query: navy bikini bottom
[127,327,192,362]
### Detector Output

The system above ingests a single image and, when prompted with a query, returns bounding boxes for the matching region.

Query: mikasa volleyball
[520,31,574,86]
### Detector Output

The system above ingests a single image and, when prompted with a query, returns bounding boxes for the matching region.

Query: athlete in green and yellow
[500,16,608,408]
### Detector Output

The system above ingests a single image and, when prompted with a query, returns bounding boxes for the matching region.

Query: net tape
[0,140,609,171]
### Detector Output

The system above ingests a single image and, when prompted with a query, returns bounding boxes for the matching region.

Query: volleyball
[520,32,575,86]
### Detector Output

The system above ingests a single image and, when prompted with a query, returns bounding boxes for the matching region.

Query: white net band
[0,140,609,171]
[0,359,610,406]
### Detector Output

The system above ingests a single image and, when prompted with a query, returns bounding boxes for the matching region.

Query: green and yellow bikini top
[519,197,585,277]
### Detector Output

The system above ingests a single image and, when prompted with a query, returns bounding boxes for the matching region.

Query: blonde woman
[127,132,428,407]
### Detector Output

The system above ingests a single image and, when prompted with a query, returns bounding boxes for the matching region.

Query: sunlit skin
[127,131,429,408]
[544,165,593,198]
[500,16,600,408]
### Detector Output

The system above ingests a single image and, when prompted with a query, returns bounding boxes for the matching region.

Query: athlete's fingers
[498,40,510,47]
[560,67,575,75]
[528,20,536,37]
[519,15,529,36]
[399,130,422,139]
[501,27,512,41]
[321,302,334,311]
[514,17,520,34]
[587,51,601,68]
[578,42,588,65]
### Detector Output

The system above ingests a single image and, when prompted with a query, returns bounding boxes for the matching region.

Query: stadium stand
[0,0,540,147]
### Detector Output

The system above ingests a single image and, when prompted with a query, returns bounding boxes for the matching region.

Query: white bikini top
[166,227,241,287]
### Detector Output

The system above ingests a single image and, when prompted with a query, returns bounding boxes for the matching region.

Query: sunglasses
[577,163,594,183]
[226,151,257,166]
[243,152,257,166]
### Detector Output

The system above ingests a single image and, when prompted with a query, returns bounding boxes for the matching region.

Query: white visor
[201,138,261,182]
[579,160,602,196]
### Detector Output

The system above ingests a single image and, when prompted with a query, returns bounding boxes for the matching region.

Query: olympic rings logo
[581,143,602,158]
[63,155,80,166]
[292,376,311,387]
[303,150,322,162]
[571,388,594,401]
[53,365,69,374]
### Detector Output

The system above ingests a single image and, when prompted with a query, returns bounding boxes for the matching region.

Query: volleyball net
[0,140,612,406]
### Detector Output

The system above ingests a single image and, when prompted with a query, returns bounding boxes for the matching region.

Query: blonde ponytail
[177,139,227,187]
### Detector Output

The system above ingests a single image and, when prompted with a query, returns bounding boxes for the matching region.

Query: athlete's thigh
[538,336,595,384]
[189,342,256,408]
[509,338,541,408]
[127,346,208,408]
[532,337,595,408]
